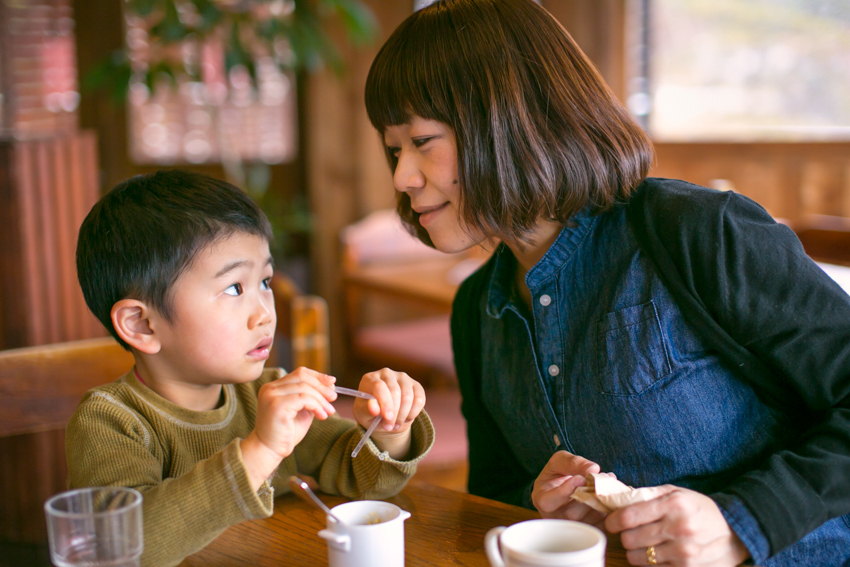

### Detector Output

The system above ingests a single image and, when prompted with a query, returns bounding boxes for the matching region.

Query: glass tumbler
[44,487,143,567]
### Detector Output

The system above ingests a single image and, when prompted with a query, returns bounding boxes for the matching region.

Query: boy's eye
[261,277,271,291]
[224,283,243,296]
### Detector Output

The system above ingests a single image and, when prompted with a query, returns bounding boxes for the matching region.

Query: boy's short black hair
[365,0,653,247]
[76,170,273,349]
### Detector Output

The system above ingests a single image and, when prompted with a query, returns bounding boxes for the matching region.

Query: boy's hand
[241,368,337,490]
[352,368,426,460]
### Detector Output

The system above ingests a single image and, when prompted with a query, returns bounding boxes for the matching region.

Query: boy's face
[151,232,276,386]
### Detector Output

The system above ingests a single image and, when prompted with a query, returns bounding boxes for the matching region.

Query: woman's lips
[418,202,449,227]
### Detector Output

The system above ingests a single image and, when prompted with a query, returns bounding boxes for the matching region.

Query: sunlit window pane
[647,0,850,141]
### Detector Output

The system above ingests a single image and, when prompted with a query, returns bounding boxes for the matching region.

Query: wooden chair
[339,215,470,388]
[270,271,330,374]
[0,337,134,546]
[0,271,329,546]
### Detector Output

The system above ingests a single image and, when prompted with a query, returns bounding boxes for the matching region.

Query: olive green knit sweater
[65,368,435,567]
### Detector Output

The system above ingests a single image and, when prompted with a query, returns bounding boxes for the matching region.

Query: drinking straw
[333,386,384,458]
[333,385,376,400]
[352,415,383,458]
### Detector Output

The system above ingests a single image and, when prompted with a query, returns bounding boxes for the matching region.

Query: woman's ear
[111,299,162,354]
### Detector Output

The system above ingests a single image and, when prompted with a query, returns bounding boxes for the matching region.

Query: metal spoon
[288,476,346,525]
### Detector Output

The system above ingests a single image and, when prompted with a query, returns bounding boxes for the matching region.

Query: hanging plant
[86,0,379,100]
[83,0,379,264]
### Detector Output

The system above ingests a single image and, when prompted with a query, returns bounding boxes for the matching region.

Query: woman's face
[384,116,484,254]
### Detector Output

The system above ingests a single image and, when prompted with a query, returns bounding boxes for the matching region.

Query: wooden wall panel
[305,0,412,378]
[651,142,850,221]
[0,132,104,350]
[0,132,105,545]
[543,0,627,103]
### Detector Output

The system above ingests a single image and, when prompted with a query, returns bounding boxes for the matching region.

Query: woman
[364,1,850,565]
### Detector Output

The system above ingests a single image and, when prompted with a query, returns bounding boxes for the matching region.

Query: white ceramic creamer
[318,500,411,567]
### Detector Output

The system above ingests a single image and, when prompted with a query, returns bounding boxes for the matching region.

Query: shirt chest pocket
[595,300,672,396]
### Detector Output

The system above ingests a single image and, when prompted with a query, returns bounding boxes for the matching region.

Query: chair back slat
[271,272,330,374]
[0,337,134,437]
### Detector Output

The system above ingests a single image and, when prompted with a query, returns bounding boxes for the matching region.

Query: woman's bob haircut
[365,0,654,247]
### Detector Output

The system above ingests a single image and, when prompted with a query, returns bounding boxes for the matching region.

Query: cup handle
[484,526,506,567]
[318,529,351,552]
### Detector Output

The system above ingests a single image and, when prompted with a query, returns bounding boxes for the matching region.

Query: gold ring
[646,545,658,565]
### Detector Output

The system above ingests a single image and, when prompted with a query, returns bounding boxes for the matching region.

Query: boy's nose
[249,296,274,330]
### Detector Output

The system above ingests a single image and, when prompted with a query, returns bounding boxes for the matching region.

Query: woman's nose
[393,151,425,193]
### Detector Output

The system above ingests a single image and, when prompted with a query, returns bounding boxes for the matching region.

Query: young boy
[67,170,434,567]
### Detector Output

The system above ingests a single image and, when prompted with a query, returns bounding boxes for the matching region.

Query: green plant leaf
[191,0,222,32]
[82,50,133,104]
[130,0,158,17]
[89,1,379,100]
[225,20,250,72]
[150,1,188,42]
[290,2,345,74]
[325,0,379,45]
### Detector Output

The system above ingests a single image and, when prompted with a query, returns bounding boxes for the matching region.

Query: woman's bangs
[365,11,456,132]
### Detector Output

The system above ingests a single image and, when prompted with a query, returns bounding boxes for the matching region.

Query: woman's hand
[531,451,609,529]
[353,368,426,459]
[605,485,751,566]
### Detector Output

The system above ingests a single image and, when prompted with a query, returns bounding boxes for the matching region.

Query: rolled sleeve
[713,492,770,565]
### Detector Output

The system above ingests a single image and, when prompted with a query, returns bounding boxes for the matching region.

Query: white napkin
[570,473,666,514]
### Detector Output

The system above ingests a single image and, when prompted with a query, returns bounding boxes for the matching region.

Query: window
[628,0,850,141]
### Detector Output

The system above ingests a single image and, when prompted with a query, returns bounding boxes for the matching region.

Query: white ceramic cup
[318,500,411,567]
[485,519,606,567]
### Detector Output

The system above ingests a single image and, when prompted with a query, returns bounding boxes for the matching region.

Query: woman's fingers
[606,485,677,533]
[534,474,584,514]
[609,486,751,567]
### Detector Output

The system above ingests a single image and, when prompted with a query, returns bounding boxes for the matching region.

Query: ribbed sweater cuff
[361,409,436,472]
[225,438,274,519]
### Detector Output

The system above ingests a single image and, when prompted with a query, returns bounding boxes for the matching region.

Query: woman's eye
[224,283,243,296]
[261,278,271,291]
[413,137,432,148]
[388,146,401,157]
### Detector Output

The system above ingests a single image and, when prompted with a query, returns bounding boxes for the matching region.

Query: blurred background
[0,0,848,563]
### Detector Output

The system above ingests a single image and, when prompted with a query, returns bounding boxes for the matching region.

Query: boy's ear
[111,299,162,354]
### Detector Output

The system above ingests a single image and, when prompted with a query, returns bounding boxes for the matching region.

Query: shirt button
[548,364,560,377]
[539,294,552,306]
[553,433,561,447]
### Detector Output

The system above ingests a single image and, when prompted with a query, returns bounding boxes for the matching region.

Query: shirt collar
[485,209,597,318]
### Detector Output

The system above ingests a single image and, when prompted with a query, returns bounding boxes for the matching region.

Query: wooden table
[180,482,628,566]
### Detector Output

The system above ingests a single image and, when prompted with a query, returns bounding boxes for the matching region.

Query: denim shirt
[476,205,850,566]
